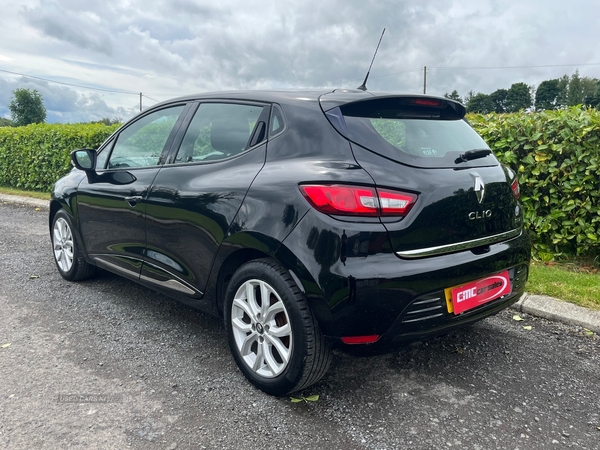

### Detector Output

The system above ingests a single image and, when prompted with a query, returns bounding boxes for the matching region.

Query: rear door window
[327,97,497,168]
[174,103,269,164]
[269,104,285,137]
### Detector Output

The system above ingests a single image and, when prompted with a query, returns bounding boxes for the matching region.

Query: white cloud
[0,0,599,122]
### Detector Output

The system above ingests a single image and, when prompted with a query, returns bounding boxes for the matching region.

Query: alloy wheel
[230,279,293,378]
[53,217,74,273]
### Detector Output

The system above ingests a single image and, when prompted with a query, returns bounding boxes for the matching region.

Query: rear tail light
[377,189,417,216]
[299,185,417,217]
[511,178,520,199]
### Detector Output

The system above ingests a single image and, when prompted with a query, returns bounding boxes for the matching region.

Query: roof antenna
[357,28,386,91]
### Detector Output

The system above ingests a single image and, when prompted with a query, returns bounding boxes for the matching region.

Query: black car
[50,89,530,395]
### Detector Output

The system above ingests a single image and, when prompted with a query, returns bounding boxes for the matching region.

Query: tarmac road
[1,202,599,449]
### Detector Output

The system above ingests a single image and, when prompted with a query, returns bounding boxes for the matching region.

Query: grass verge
[527,260,600,311]
[0,186,50,200]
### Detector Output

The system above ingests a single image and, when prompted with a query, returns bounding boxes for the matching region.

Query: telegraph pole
[139,92,143,112]
[423,66,427,94]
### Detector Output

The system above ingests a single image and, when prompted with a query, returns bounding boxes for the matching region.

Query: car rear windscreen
[326,97,498,169]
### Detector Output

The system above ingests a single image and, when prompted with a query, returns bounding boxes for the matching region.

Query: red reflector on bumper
[341,335,381,345]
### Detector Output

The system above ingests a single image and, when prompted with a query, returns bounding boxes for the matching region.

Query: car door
[140,101,270,299]
[76,104,189,281]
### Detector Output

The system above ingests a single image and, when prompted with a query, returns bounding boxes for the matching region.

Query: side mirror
[70,148,136,185]
[71,149,97,172]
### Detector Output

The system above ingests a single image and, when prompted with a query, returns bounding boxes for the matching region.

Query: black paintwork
[50,89,530,353]
[349,143,523,254]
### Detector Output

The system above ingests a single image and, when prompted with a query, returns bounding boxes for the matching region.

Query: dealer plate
[444,270,512,315]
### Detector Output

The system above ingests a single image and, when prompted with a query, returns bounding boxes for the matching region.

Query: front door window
[107,106,185,169]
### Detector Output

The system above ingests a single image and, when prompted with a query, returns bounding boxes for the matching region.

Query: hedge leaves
[1,108,599,259]
[0,123,118,192]
[469,106,600,259]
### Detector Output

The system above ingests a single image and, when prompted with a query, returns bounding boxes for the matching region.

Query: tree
[0,117,13,127]
[564,70,598,106]
[535,79,560,110]
[584,80,600,108]
[567,70,584,106]
[556,75,570,108]
[489,89,508,113]
[466,93,494,114]
[580,76,599,104]
[463,90,476,105]
[505,82,532,112]
[551,71,599,107]
[8,88,47,126]
[444,90,463,103]
[91,117,122,126]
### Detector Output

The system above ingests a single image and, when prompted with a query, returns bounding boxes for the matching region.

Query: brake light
[299,185,417,217]
[410,98,444,107]
[511,178,520,199]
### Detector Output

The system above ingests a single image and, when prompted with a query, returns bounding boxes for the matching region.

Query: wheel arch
[214,247,271,317]
[48,199,68,232]
[210,233,332,334]
[49,198,91,263]
[223,256,332,395]
[49,203,97,281]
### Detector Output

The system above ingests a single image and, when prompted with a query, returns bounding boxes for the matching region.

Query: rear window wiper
[455,149,492,164]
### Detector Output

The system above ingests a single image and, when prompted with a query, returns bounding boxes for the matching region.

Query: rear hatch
[319,91,522,258]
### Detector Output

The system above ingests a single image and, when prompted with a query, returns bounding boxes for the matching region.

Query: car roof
[152,89,464,113]
[162,89,331,107]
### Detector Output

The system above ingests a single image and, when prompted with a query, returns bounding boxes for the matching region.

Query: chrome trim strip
[140,260,200,296]
[94,256,141,279]
[402,313,444,323]
[94,255,200,296]
[139,275,196,295]
[396,229,522,259]
[406,305,443,315]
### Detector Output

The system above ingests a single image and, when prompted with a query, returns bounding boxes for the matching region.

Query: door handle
[125,196,143,207]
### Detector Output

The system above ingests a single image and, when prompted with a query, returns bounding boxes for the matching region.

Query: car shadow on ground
[75,268,519,401]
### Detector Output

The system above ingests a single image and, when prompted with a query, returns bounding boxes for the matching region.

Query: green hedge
[0,123,119,192]
[1,110,599,260]
[468,107,600,260]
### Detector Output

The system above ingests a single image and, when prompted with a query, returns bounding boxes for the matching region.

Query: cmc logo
[451,272,511,314]
[469,210,492,220]
[456,288,477,303]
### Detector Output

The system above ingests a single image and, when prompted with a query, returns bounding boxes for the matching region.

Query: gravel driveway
[1,202,599,449]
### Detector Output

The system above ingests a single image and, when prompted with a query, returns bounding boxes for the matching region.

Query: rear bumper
[346,267,525,355]
[279,215,530,353]
[327,263,528,355]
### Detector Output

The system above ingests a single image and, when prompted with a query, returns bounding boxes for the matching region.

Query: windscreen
[328,97,498,169]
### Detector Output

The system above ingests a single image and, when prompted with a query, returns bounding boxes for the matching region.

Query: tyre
[224,258,331,396]
[51,209,96,281]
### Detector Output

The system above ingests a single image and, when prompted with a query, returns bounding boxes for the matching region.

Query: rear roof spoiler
[319,91,466,119]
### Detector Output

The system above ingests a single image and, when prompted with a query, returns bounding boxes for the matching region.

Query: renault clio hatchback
[50,89,530,395]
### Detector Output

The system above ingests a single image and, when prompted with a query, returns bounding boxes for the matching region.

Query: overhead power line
[142,94,160,103]
[0,67,184,99]
[0,68,170,111]
[376,62,600,79]
[429,63,600,71]
[372,68,423,78]
[0,68,140,95]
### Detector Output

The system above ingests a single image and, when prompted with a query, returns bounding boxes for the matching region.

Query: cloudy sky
[1,0,599,123]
